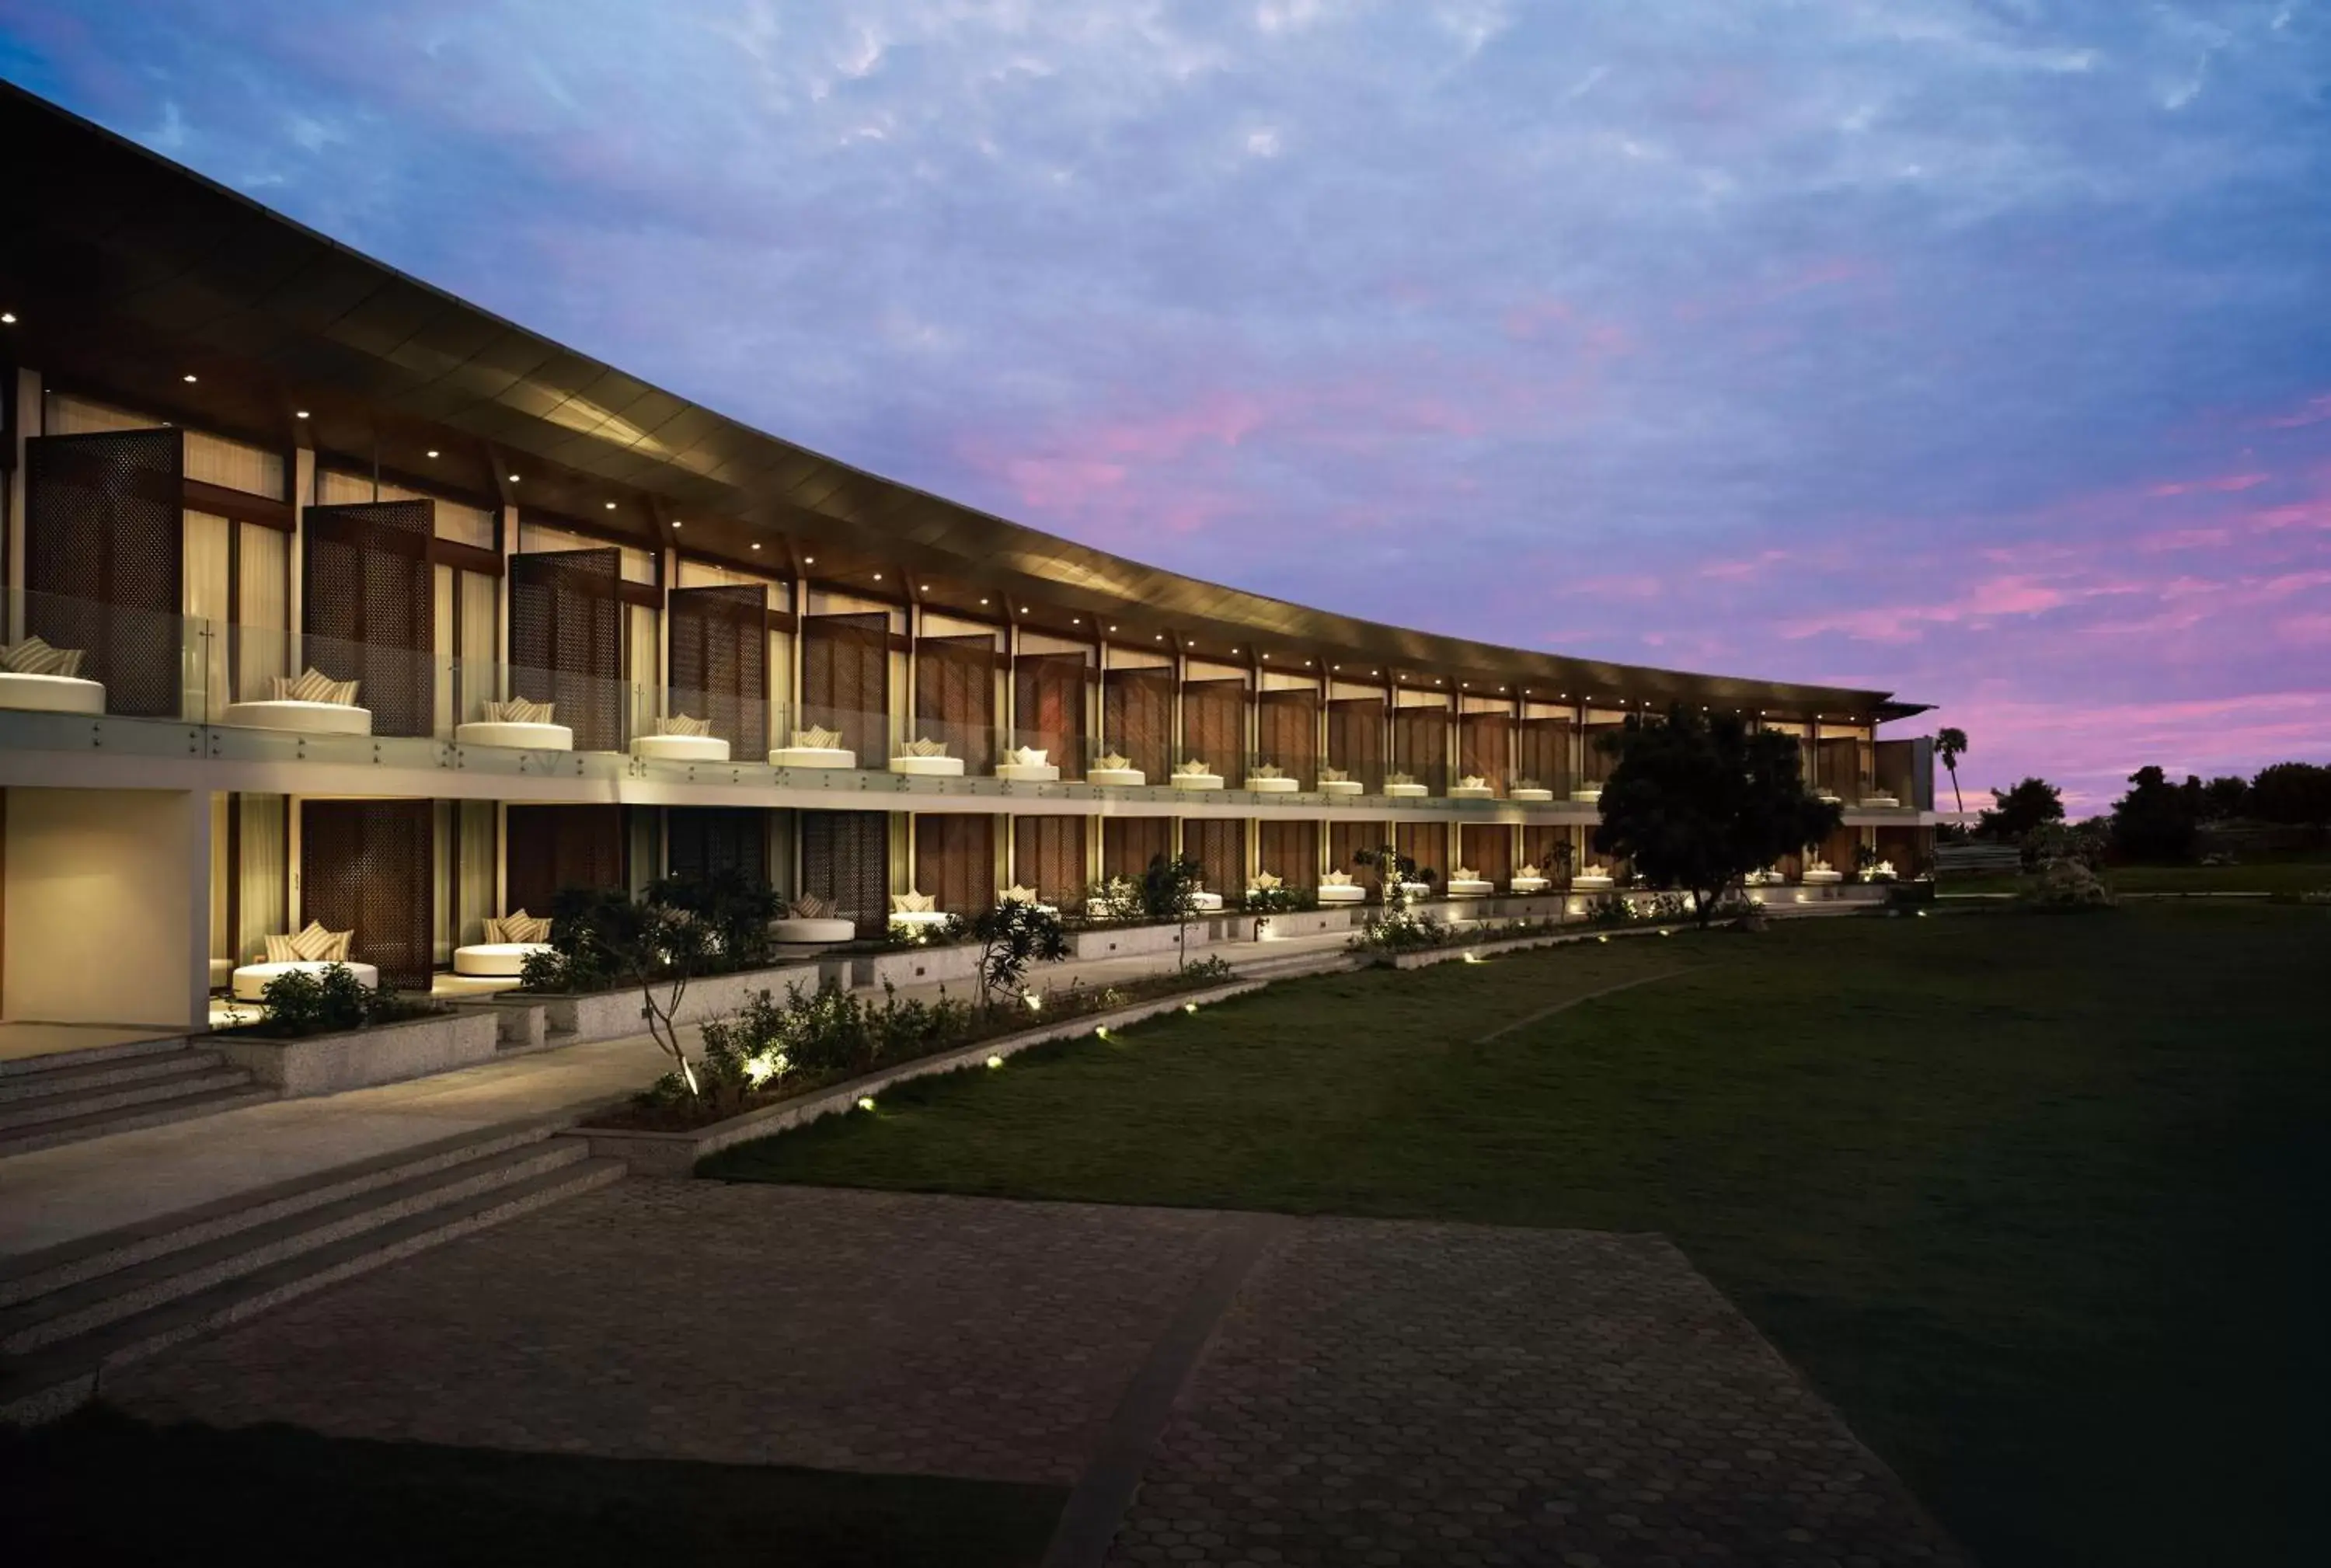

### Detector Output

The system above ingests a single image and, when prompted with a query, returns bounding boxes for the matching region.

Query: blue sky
[5,0,2327,805]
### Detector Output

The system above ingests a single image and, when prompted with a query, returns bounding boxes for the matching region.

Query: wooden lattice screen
[914,813,993,916]
[1458,713,1510,792]
[510,549,623,752]
[1013,653,1086,777]
[1103,817,1173,880]
[504,804,625,917]
[1256,690,1318,780]
[301,798,434,990]
[1256,819,1319,889]
[800,810,890,936]
[1521,824,1569,874]
[304,500,434,738]
[1517,718,1573,792]
[24,429,184,717]
[915,634,997,774]
[1103,671,1173,780]
[667,586,767,757]
[1329,821,1381,893]
[1012,815,1085,904]
[801,613,889,765]
[667,807,769,886]
[1326,699,1384,790]
[1392,707,1449,793]
[1396,821,1444,880]
[1461,823,1513,885]
[1185,818,1246,900]
[1181,678,1245,772]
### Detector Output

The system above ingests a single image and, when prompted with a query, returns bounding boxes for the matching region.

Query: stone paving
[105,1184,1967,1566]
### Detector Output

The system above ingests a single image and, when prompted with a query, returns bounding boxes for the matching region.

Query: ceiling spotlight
[980,597,990,605]
[1260,653,1270,660]
[508,473,521,483]
[1109,623,1117,632]
[671,520,682,528]
[1156,634,1165,641]
[872,572,883,580]
[1017,607,1027,615]
[1071,616,1081,624]
[803,556,814,565]
[0,311,16,324]
[295,410,310,419]
[921,584,932,592]
[183,374,197,383]
[426,449,439,458]
[751,542,762,550]
[604,501,617,510]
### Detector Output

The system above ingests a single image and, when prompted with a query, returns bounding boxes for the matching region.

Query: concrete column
[290,445,315,674]
[7,366,40,642]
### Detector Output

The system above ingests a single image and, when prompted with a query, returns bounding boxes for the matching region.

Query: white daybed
[452,911,554,977]
[634,714,730,762]
[771,895,855,945]
[1319,770,1364,797]
[1570,785,1604,804]
[222,699,371,735]
[1803,862,1845,885]
[1510,874,1552,895]
[1508,785,1555,803]
[1444,869,1493,897]
[993,745,1060,783]
[887,891,952,937]
[455,699,572,752]
[1860,793,1901,808]
[1188,889,1225,912]
[1395,880,1434,901]
[233,960,381,1001]
[1170,761,1225,791]
[890,737,964,777]
[1245,767,1300,793]
[0,636,104,714]
[1088,752,1146,787]
[771,724,857,770]
[1448,776,1495,800]
[1572,869,1617,891]
[1317,874,1365,904]
[1383,775,1429,799]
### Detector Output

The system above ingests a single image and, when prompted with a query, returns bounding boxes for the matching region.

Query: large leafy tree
[1977,777,2064,841]
[2111,765,2201,862]
[1592,706,1841,926]
[2248,761,2331,825]
[1935,727,1969,815]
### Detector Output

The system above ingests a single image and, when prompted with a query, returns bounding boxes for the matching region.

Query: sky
[4,1,2327,810]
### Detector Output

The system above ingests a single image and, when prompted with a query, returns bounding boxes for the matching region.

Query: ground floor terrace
[0,778,1933,1034]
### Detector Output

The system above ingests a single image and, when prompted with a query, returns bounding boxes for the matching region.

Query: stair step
[0,1085,277,1158]
[2,1138,594,1353]
[0,1064,253,1132]
[0,1049,228,1104]
[0,1033,188,1080]
[0,1117,570,1308]
[0,1156,627,1426]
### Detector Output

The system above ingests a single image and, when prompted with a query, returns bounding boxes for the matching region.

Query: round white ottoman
[232,960,381,1002]
[455,721,573,751]
[0,671,106,715]
[771,918,856,944]
[453,942,552,977]
[220,700,372,736]
[634,734,732,762]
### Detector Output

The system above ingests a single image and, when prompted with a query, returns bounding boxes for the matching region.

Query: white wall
[4,788,209,1029]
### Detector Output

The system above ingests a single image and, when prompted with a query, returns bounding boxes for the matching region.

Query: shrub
[966,901,1071,1010]
[1082,875,1143,923]
[1242,883,1310,915]
[1350,909,1455,952]
[2019,859,2116,909]
[646,980,978,1107]
[253,963,431,1037]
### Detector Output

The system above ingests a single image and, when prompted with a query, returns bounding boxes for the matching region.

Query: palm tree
[1936,727,1969,815]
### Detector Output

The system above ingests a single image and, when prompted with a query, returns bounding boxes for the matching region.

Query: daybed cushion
[232,960,381,1002]
[1246,775,1300,793]
[1510,876,1551,894]
[1170,772,1225,791]
[1444,878,1493,897]
[1317,883,1366,902]
[0,671,106,715]
[220,699,373,736]
[1383,782,1429,798]
[769,746,857,768]
[1448,785,1495,800]
[994,762,1061,782]
[1189,891,1225,911]
[1087,767,1147,787]
[454,720,573,751]
[770,918,857,944]
[1508,788,1554,802]
[634,733,733,762]
[453,943,552,977]
[1320,779,1364,795]
[888,754,965,776]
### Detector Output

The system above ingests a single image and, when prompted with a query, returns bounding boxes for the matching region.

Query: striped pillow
[270,668,361,706]
[322,928,355,961]
[287,920,337,961]
[482,698,556,725]
[263,933,300,963]
[2,636,86,678]
[657,713,712,737]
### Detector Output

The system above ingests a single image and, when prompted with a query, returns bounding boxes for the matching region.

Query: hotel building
[0,85,1935,1035]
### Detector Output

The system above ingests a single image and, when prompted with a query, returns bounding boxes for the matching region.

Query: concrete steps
[0,1039,276,1156]
[0,1122,624,1425]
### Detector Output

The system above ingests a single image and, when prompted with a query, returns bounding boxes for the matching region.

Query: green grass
[711,904,2331,1568]
[1,1406,1064,1568]
[1942,856,2331,897]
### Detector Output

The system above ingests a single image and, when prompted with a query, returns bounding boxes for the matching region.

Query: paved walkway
[106,1183,1968,1567]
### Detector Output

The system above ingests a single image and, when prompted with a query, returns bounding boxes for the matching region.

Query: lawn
[711,904,2331,1568]
[2,1406,1063,1568]
[1940,855,2331,897]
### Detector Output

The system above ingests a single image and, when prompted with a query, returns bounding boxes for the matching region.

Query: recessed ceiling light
[873,572,883,580]
[183,374,197,383]
[1018,607,1027,615]
[295,410,309,419]
[1260,653,1270,660]
[1071,616,1081,624]
[509,473,521,483]
[671,520,683,528]
[980,598,989,605]
[604,501,617,510]
[1156,634,1165,641]
[921,584,931,592]
[426,449,439,458]
[803,556,814,565]
[0,312,16,324]
[751,542,762,550]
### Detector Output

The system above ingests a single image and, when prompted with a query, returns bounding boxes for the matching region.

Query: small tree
[653,867,779,974]
[1591,706,1841,927]
[1935,727,1969,816]
[551,883,714,1096]
[1977,777,2064,842]
[1352,842,1433,912]
[1140,852,1206,969]
[964,900,1071,1011]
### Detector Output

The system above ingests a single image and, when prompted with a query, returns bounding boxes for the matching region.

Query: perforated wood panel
[24,428,185,716]
[1329,822,1381,893]
[1392,708,1449,793]
[800,810,890,936]
[1185,817,1246,901]
[1012,815,1085,904]
[1014,653,1086,776]
[668,586,767,757]
[1103,817,1174,880]
[1461,823,1513,885]
[1521,824,1569,873]
[304,500,434,738]
[1458,713,1510,792]
[1396,821,1444,880]
[1256,690,1318,779]
[667,807,769,886]
[301,799,434,990]
[914,813,993,916]
[915,634,997,773]
[1517,718,1573,791]
[1181,678,1244,770]
[1327,699,1384,789]
[504,804,625,917]
[801,613,889,764]
[1256,819,1319,889]
[1103,671,1173,780]
[510,549,623,752]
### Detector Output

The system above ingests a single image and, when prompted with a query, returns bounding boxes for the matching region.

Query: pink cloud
[2148,472,2268,497]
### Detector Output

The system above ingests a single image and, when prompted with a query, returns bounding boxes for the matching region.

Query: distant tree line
[1967,759,2331,864]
